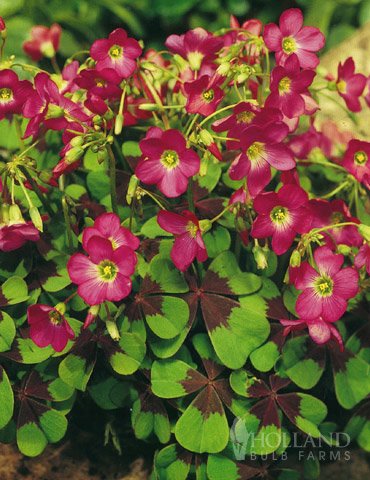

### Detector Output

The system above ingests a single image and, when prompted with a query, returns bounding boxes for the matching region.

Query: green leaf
[154,444,191,480]
[59,353,95,391]
[203,226,231,258]
[0,0,24,16]
[41,256,71,292]
[281,336,326,389]
[0,367,14,429]
[0,276,28,306]
[109,332,146,375]
[17,423,48,457]
[141,216,172,239]
[87,170,110,200]
[0,311,16,352]
[152,359,207,398]
[175,385,229,453]
[4,339,53,364]
[280,393,327,438]
[144,296,189,339]
[205,251,262,295]
[204,294,269,369]
[89,377,129,410]
[250,341,280,373]
[148,256,189,293]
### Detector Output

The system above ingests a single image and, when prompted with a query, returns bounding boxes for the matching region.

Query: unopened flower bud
[106,135,114,144]
[114,113,124,135]
[199,129,214,147]
[138,103,159,111]
[65,146,84,164]
[126,174,139,205]
[199,219,212,234]
[46,103,64,119]
[29,206,43,231]
[97,147,109,164]
[289,249,301,268]
[40,40,55,59]
[0,203,9,223]
[84,305,100,329]
[252,245,268,270]
[0,17,7,40]
[93,115,103,126]
[217,62,231,76]
[337,244,352,255]
[106,319,120,341]
[70,135,84,147]
[9,203,23,222]
[359,224,370,242]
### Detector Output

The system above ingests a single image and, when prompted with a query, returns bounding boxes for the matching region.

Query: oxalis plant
[0,8,369,479]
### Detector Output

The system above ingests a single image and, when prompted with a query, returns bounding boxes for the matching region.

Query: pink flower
[355,244,370,275]
[294,246,359,323]
[60,61,80,94]
[0,17,6,32]
[184,75,224,116]
[280,315,343,349]
[90,28,142,79]
[228,123,295,197]
[342,139,370,189]
[336,57,366,113]
[82,212,139,251]
[23,24,62,61]
[28,304,74,352]
[23,72,89,138]
[212,102,262,134]
[289,123,332,160]
[67,236,137,306]
[308,199,362,248]
[0,221,40,252]
[251,184,310,255]
[76,68,122,99]
[0,70,32,120]
[136,127,200,198]
[265,54,316,118]
[165,28,223,71]
[263,8,325,69]
[157,210,207,271]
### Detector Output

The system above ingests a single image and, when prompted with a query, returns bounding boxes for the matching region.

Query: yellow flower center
[337,80,347,94]
[0,88,12,102]
[270,206,288,224]
[354,150,368,166]
[236,111,255,124]
[202,89,214,102]
[315,276,334,297]
[247,142,265,162]
[186,221,198,238]
[282,37,297,54]
[95,79,106,87]
[48,310,63,326]
[278,76,291,94]
[160,150,180,170]
[98,260,118,281]
[109,45,123,59]
[330,212,344,225]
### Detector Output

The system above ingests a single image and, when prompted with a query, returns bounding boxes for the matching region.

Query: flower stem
[108,145,118,215]
[18,165,55,217]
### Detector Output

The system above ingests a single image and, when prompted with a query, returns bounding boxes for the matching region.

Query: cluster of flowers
[0,9,369,354]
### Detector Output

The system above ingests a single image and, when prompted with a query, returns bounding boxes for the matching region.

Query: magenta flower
[23,72,89,138]
[0,221,40,252]
[336,57,366,113]
[289,123,332,160]
[212,102,262,134]
[60,60,80,94]
[308,199,362,248]
[228,123,295,197]
[157,210,207,271]
[28,304,74,352]
[23,23,62,61]
[76,68,122,100]
[82,212,139,252]
[263,8,325,69]
[294,246,359,323]
[184,75,224,116]
[67,236,137,306]
[265,54,316,118]
[90,28,142,79]
[0,70,32,120]
[342,139,370,189]
[280,315,343,349]
[251,184,310,255]
[165,27,223,71]
[136,127,200,198]
[355,244,370,275]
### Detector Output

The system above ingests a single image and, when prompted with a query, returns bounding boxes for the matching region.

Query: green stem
[187,178,195,212]
[298,159,346,172]
[322,181,349,199]
[62,196,73,252]
[107,145,118,214]
[18,165,55,216]
[198,104,238,128]
[210,203,231,224]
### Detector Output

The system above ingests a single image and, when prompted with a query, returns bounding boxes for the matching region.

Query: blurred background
[1,0,370,59]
